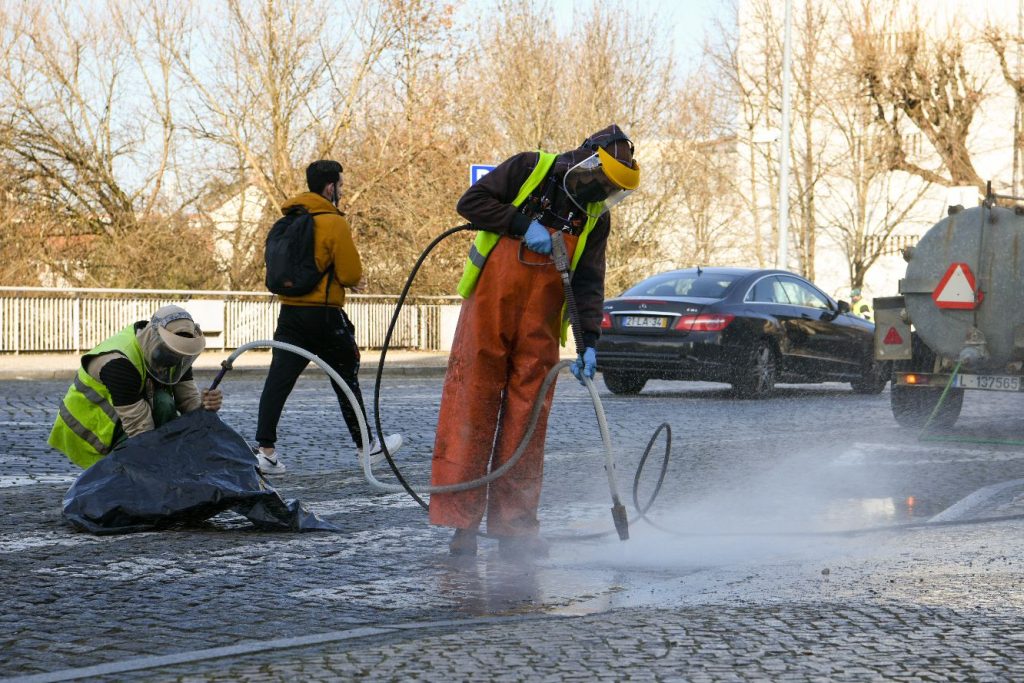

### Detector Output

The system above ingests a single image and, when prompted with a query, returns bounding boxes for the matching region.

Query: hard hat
[139,305,205,385]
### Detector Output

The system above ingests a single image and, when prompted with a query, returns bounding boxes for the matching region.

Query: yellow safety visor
[563,150,641,218]
[597,146,640,190]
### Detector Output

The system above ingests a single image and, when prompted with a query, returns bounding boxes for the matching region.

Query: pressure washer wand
[550,231,586,357]
[550,231,629,541]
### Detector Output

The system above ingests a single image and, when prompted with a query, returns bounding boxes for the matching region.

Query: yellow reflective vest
[48,325,146,469]
[455,151,602,344]
[851,300,873,321]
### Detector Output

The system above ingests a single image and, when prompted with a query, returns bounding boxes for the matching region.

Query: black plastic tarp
[62,410,340,534]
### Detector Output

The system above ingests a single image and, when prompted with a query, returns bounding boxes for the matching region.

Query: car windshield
[623,272,739,299]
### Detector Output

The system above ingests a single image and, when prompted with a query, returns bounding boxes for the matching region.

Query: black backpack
[264,209,333,296]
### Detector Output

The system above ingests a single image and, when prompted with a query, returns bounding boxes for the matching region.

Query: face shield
[140,307,205,385]
[563,146,641,218]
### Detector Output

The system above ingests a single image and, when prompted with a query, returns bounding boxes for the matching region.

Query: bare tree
[0,0,216,288]
[849,0,989,192]
[658,67,743,269]
[786,0,840,281]
[729,0,838,279]
[984,24,1024,196]
[710,0,780,269]
[0,0,719,297]
[819,31,933,292]
[339,0,474,294]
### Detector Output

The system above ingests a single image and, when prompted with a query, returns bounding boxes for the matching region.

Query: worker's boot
[449,527,478,557]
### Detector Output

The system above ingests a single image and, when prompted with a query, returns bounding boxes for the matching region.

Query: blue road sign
[470,164,496,185]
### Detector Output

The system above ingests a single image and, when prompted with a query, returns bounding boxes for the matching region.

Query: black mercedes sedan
[595,267,888,397]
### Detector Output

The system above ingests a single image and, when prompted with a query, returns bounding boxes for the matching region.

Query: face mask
[574,180,612,204]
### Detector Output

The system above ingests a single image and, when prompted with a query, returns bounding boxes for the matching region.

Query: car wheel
[602,371,647,395]
[890,385,964,428]
[731,340,776,399]
[851,359,889,394]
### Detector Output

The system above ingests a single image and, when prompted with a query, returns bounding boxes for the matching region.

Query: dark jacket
[456,151,610,348]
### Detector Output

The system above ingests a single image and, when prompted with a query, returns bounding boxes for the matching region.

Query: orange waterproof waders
[429,230,578,537]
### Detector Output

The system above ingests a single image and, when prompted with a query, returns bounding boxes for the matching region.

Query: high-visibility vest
[47,325,146,469]
[455,151,602,345]
[852,300,874,321]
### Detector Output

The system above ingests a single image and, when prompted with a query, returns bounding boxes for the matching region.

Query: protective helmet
[563,125,641,218]
[138,305,205,385]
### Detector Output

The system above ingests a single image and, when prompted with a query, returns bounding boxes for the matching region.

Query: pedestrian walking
[254,160,402,474]
[48,305,221,469]
[430,125,641,557]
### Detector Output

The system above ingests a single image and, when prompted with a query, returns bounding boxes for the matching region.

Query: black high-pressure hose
[371,224,474,510]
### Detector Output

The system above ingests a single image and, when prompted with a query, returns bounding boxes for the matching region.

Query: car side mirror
[837,300,851,314]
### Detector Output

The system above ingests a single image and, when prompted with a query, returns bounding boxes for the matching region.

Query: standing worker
[48,305,222,469]
[849,288,873,321]
[253,160,402,474]
[430,125,641,557]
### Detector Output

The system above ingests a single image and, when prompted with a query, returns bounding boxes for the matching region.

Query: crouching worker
[48,305,222,469]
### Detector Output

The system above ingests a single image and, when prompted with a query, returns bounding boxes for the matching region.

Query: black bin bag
[62,410,339,534]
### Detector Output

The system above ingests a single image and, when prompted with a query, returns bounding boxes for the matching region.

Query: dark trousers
[256,305,368,449]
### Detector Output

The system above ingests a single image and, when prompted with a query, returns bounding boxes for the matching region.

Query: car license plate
[623,315,668,329]
[954,374,1021,391]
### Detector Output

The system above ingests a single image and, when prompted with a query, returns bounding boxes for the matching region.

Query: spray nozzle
[611,502,629,541]
[550,231,571,274]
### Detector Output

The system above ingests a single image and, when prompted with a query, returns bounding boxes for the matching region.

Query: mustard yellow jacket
[277,192,362,308]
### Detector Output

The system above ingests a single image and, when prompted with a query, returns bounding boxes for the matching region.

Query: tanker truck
[874,191,1024,428]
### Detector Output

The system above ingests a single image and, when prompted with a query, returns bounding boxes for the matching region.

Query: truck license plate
[954,374,1021,391]
[623,315,668,328]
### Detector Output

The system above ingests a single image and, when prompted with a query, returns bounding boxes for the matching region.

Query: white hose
[584,373,623,505]
[216,341,624,503]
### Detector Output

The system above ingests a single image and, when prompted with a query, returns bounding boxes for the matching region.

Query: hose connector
[207,359,234,392]
[611,502,629,541]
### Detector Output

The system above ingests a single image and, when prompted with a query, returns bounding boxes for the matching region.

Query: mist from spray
[561,439,900,573]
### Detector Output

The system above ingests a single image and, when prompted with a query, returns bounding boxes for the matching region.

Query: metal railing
[0,287,461,353]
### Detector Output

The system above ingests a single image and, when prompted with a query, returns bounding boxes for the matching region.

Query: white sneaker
[358,433,403,467]
[253,446,286,475]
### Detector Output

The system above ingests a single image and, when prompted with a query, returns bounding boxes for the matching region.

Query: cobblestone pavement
[2,371,1024,681]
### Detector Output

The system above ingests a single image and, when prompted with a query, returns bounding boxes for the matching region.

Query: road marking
[0,530,142,553]
[0,474,76,489]
[0,615,567,683]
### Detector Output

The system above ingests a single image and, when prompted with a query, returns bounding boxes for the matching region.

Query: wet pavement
[2,366,1024,681]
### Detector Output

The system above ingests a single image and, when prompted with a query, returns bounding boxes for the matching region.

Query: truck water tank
[902,205,1024,370]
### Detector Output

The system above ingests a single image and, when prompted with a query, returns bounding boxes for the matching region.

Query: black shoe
[449,528,478,556]
[498,534,549,559]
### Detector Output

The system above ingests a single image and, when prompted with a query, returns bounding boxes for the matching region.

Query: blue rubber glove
[570,347,597,385]
[523,220,552,255]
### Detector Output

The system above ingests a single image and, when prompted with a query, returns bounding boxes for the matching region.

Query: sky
[548,0,726,66]
[463,0,727,68]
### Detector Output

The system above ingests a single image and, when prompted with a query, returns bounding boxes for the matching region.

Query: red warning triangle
[932,262,981,309]
[883,327,903,345]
